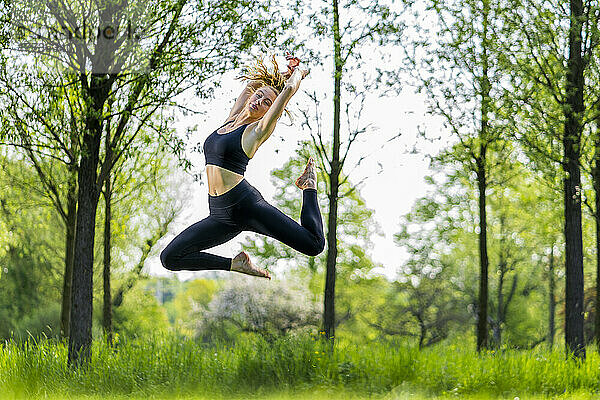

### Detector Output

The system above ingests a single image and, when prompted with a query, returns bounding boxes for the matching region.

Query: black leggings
[160,179,325,271]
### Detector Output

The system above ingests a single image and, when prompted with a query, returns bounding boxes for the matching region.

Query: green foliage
[11,304,61,340]
[371,272,469,349]
[109,281,170,338]
[0,136,188,342]
[145,276,186,312]
[0,155,64,340]
[94,147,190,318]
[167,278,220,336]
[333,275,391,342]
[395,153,563,348]
[102,148,190,264]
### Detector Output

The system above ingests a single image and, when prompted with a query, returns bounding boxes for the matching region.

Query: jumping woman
[160,54,325,279]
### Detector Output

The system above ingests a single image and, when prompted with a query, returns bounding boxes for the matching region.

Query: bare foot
[295,157,317,190]
[230,251,271,279]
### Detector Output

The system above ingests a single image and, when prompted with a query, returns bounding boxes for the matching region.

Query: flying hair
[238,54,287,93]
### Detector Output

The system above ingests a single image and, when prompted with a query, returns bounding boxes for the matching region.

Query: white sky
[147,58,450,281]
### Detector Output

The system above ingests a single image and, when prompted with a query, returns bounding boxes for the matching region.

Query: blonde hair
[238,54,287,93]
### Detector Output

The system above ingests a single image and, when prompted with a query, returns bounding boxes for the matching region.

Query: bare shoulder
[241,120,263,159]
[216,117,236,133]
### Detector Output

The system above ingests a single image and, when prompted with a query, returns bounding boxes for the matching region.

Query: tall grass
[1,334,600,399]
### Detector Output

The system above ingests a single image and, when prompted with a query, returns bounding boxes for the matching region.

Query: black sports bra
[203,121,250,175]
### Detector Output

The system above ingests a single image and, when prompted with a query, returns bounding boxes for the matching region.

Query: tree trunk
[476,0,491,352]
[102,181,112,345]
[60,167,77,340]
[563,144,585,359]
[494,257,505,348]
[323,0,342,345]
[476,150,489,353]
[493,214,508,348]
[103,174,112,344]
[69,140,101,365]
[595,125,600,348]
[103,116,113,345]
[418,316,425,350]
[548,244,556,349]
[68,74,110,366]
[563,0,585,360]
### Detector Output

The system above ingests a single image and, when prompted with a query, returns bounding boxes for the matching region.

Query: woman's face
[247,86,278,118]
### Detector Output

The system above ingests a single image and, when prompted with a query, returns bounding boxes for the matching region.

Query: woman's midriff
[206,164,245,196]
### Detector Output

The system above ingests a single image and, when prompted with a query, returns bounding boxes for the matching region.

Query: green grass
[3,390,600,400]
[1,334,600,399]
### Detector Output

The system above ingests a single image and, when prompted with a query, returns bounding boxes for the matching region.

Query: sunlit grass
[1,334,600,399]
[3,390,600,400]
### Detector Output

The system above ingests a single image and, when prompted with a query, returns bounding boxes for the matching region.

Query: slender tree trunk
[476,152,489,352]
[595,126,600,348]
[563,0,585,360]
[548,244,556,349]
[102,180,112,344]
[103,113,113,345]
[495,258,505,348]
[418,317,425,350]
[60,167,77,340]
[68,74,110,366]
[476,0,491,352]
[493,214,508,348]
[102,173,113,342]
[323,0,342,345]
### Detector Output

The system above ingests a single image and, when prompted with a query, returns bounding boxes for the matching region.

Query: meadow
[2,334,600,399]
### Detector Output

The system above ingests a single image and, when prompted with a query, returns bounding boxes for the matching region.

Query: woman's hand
[286,52,301,71]
[283,52,308,79]
[283,53,309,86]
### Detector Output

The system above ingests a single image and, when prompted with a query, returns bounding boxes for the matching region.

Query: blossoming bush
[196,277,321,341]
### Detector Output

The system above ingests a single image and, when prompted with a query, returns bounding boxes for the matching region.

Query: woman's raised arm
[243,67,308,153]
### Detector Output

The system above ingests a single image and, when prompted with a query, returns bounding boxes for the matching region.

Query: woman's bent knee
[306,235,325,257]
[160,248,181,271]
